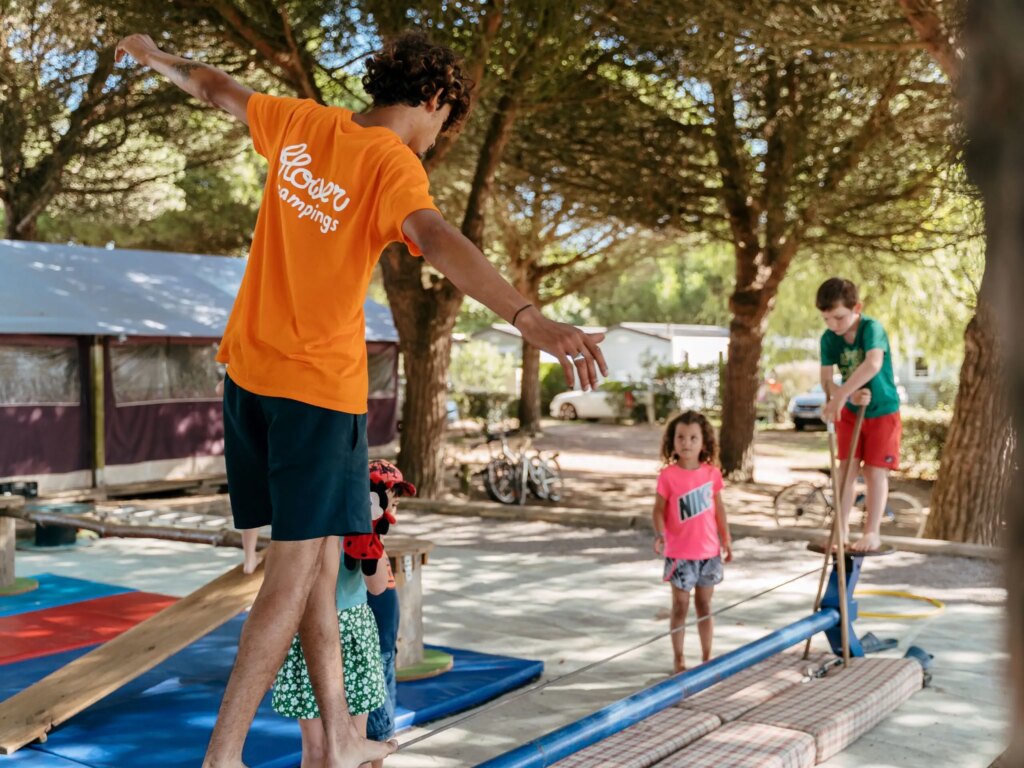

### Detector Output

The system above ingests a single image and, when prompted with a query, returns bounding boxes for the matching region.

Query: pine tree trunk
[925,295,1013,544]
[962,1,1024,756]
[719,319,765,480]
[380,244,463,498]
[518,339,542,434]
[2,198,38,240]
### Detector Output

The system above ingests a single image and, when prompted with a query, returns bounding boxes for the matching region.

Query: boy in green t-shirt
[817,278,902,552]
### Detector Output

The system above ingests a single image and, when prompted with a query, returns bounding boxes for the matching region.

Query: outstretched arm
[115,34,253,124]
[402,209,608,390]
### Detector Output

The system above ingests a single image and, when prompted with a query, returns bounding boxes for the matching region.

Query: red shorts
[836,409,901,470]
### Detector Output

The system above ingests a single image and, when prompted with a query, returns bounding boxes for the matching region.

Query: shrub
[599,380,648,421]
[454,391,513,424]
[900,406,952,472]
[540,362,568,415]
[650,362,722,420]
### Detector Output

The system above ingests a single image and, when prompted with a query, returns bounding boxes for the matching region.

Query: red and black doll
[343,459,416,575]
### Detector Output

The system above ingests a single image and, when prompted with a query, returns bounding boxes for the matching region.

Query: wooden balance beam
[0,560,264,755]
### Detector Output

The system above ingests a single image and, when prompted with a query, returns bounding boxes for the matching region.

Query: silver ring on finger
[571,352,586,361]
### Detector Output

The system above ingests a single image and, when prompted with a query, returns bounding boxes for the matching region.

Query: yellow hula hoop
[854,589,945,620]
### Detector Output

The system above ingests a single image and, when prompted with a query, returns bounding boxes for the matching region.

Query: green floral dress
[272,566,386,719]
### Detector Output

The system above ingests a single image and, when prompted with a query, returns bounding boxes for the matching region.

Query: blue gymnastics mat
[2,578,543,768]
[0,573,131,618]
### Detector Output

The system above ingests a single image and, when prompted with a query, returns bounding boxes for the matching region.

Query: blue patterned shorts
[663,556,724,591]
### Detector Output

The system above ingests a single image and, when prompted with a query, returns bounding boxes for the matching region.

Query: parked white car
[550,390,617,420]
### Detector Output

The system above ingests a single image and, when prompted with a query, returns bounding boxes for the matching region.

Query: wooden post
[91,337,105,489]
[385,535,434,669]
[0,495,26,598]
[0,515,15,590]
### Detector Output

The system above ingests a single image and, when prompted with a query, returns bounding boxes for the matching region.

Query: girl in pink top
[652,411,733,673]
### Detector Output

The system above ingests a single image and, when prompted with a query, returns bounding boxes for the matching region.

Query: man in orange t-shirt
[115,31,607,768]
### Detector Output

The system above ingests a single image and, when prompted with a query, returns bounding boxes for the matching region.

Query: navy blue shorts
[223,375,371,541]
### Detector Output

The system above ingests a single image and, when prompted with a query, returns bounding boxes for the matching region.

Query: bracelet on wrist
[511,303,534,327]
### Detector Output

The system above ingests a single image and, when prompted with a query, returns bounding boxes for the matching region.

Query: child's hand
[653,533,665,556]
[722,541,733,563]
[822,396,845,423]
[851,388,871,407]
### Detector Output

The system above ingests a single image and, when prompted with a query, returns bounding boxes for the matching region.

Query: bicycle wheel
[884,491,926,537]
[485,459,519,505]
[773,482,831,528]
[516,457,529,506]
[528,456,564,502]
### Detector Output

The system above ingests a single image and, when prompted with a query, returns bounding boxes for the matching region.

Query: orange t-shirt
[216,94,438,413]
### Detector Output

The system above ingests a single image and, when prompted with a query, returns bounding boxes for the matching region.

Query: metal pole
[476,609,841,768]
[802,405,860,663]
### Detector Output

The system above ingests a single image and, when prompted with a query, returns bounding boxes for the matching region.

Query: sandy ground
[14,509,1008,768]
[443,420,934,534]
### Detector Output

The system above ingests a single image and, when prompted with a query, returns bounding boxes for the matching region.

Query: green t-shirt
[820,315,900,419]
[336,563,367,612]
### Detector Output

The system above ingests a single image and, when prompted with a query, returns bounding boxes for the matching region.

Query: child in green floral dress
[272,542,389,767]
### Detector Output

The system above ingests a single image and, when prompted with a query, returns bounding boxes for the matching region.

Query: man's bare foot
[330,737,396,768]
[850,531,882,553]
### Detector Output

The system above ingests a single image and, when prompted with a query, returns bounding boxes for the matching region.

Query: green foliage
[764,236,982,370]
[448,341,516,422]
[449,340,515,393]
[598,380,648,421]
[649,362,723,420]
[39,151,261,255]
[539,362,568,415]
[579,243,733,327]
[901,406,952,476]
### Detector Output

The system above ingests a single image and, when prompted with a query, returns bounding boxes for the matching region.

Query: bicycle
[482,428,563,505]
[773,476,925,537]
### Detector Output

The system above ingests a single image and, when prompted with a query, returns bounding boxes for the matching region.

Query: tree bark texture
[380,244,463,498]
[518,339,542,433]
[384,84,520,497]
[719,315,767,479]
[925,292,1013,544]
[962,0,1024,757]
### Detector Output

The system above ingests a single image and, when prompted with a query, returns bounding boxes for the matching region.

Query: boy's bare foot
[329,737,397,768]
[242,550,258,575]
[850,531,882,553]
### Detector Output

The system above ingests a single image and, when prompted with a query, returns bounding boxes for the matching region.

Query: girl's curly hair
[362,31,474,133]
[660,410,719,467]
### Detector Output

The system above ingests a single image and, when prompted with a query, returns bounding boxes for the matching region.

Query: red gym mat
[0,591,178,664]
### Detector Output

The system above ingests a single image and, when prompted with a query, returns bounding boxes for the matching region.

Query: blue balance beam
[476,608,841,768]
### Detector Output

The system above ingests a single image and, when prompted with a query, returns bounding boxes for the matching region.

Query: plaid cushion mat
[678,651,835,723]
[652,722,816,768]
[552,709,721,768]
[741,657,923,762]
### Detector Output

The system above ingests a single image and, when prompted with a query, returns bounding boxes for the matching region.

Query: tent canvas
[0,241,400,493]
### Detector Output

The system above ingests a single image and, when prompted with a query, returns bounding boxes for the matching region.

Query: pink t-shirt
[656,463,724,560]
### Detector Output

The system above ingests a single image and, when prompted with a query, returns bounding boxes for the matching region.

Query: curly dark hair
[660,410,719,467]
[362,31,474,133]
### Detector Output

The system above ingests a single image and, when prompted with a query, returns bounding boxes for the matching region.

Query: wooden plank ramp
[0,560,264,755]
